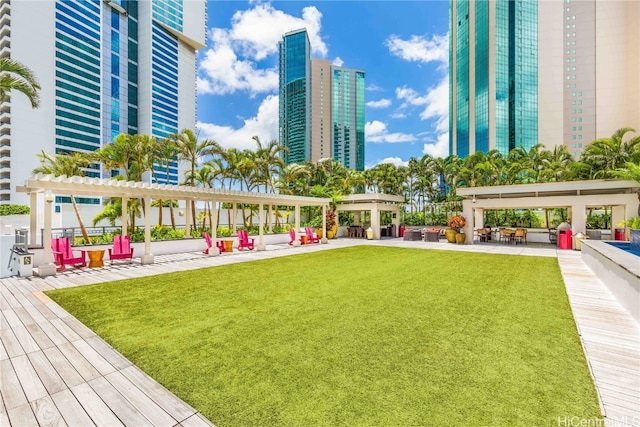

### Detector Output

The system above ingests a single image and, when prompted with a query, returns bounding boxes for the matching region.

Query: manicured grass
[46,246,602,426]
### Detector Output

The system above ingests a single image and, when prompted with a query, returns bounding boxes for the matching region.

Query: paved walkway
[1,239,638,426]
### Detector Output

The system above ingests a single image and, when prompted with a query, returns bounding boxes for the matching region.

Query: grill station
[6,229,33,277]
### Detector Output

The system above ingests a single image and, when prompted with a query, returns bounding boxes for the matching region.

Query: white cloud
[366,84,383,92]
[197,95,279,150]
[389,112,407,119]
[366,98,392,109]
[198,29,278,96]
[365,120,416,144]
[332,57,344,67]
[423,131,450,159]
[385,34,448,65]
[198,3,327,96]
[378,157,409,167]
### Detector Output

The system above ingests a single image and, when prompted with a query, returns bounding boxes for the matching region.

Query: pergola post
[292,205,301,246]
[257,203,266,251]
[392,207,400,237]
[474,208,484,229]
[185,199,192,238]
[571,202,587,237]
[121,197,128,236]
[232,203,237,234]
[370,206,380,239]
[321,204,328,244]
[462,199,474,243]
[29,192,37,246]
[209,199,219,256]
[38,191,56,276]
[354,211,361,225]
[611,205,626,238]
[141,195,154,264]
[267,204,273,233]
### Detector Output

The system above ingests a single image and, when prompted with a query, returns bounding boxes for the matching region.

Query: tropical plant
[32,150,92,243]
[448,215,466,231]
[0,205,30,215]
[0,57,41,108]
[579,127,640,178]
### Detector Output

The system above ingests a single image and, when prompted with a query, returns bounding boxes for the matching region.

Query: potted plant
[622,217,640,245]
[447,215,466,244]
[326,209,337,239]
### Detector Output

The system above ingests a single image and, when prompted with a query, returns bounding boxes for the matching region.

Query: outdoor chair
[288,228,306,245]
[305,227,320,243]
[423,228,441,242]
[202,232,222,255]
[109,235,134,263]
[477,228,488,242]
[237,229,255,250]
[514,228,527,245]
[51,237,86,271]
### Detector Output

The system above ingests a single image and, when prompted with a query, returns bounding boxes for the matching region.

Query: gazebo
[336,193,404,239]
[17,174,330,276]
[457,179,640,244]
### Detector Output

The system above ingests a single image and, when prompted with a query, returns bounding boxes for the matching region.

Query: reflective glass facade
[331,68,365,171]
[279,30,311,165]
[450,0,538,157]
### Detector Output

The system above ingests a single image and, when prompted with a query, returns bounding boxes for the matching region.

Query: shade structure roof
[17,174,330,207]
[457,179,639,200]
[337,193,405,204]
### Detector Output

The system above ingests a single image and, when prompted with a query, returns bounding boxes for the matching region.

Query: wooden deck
[1,240,638,426]
[557,251,640,427]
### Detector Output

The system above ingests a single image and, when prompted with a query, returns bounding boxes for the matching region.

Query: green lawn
[46,246,602,426]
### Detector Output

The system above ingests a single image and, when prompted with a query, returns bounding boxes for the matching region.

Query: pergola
[17,174,330,276]
[336,193,404,239]
[457,179,640,244]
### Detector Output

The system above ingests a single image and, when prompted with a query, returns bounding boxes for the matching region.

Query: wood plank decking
[0,240,638,426]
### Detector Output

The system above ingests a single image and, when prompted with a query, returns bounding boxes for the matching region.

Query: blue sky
[196,1,450,168]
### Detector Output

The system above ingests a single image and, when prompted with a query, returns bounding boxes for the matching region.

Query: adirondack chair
[288,228,306,245]
[203,232,223,254]
[108,235,134,263]
[237,229,255,250]
[305,227,320,244]
[51,237,86,271]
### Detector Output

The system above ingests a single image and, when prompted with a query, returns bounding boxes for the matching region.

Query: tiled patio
[1,239,638,426]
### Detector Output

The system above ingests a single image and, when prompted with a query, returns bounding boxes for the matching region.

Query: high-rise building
[279,28,311,166]
[449,0,538,158]
[0,0,206,205]
[449,0,640,159]
[331,66,365,171]
[279,29,365,170]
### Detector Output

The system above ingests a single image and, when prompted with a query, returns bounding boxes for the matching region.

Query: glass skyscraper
[449,0,538,157]
[279,29,311,165]
[0,0,206,205]
[279,29,365,170]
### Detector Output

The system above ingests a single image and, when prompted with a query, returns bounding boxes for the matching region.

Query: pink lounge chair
[288,228,307,245]
[305,227,320,244]
[203,232,223,254]
[51,237,86,271]
[109,235,134,263]
[237,229,255,250]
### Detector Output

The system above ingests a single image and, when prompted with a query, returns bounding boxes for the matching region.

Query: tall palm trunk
[169,202,176,229]
[71,195,91,243]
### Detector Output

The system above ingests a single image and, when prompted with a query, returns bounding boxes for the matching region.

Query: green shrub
[0,205,30,216]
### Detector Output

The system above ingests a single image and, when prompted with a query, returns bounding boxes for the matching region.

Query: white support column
[321,205,328,244]
[462,200,474,244]
[292,205,301,246]
[354,211,361,225]
[370,206,380,239]
[209,199,219,256]
[29,192,37,246]
[611,205,626,238]
[232,203,237,235]
[141,196,154,264]
[185,199,192,238]
[474,208,484,229]
[257,203,266,251]
[571,203,587,237]
[392,208,401,238]
[121,197,128,236]
[38,191,56,276]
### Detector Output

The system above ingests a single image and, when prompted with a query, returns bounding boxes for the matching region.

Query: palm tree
[153,138,179,228]
[0,58,41,108]
[580,127,640,178]
[171,129,219,222]
[32,150,91,243]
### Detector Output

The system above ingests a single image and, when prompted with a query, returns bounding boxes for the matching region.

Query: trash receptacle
[366,227,373,240]
[614,228,626,241]
[399,225,405,238]
[573,232,587,251]
[558,229,572,249]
